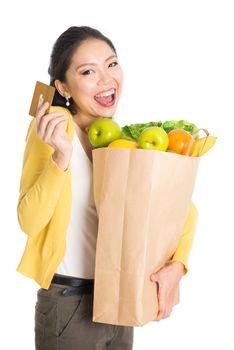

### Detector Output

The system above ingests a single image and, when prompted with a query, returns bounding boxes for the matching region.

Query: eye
[82,69,94,75]
[109,61,119,68]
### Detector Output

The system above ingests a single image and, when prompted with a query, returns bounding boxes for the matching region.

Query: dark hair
[48,26,117,115]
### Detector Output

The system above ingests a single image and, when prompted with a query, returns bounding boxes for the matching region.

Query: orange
[108,139,138,148]
[167,129,195,156]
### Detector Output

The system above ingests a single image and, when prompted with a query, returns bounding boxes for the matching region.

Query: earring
[65,96,70,107]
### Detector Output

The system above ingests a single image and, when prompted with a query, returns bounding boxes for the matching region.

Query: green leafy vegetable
[122,122,163,141]
[122,120,198,141]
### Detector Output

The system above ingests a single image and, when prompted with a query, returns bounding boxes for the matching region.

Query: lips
[94,88,116,108]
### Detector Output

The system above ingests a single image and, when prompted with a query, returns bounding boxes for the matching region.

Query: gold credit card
[29,81,55,117]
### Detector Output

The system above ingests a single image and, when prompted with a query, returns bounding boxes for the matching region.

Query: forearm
[171,202,198,274]
[17,155,69,237]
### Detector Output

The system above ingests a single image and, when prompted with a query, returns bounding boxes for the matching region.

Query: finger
[150,273,159,283]
[43,116,68,141]
[156,308,165,321]
[156,288,166,321]
[49,119,68,148]
[164,296,174,318]
[46,118,68,140]
[160,292,175,320]
[37,112,66,139]
[164,305,172,319]
[35,101,50,119]
[35,102,49,130]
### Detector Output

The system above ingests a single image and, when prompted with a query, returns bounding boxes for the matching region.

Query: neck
[72,113,98,134]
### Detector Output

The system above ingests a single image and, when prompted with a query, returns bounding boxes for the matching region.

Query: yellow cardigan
[16,106,198,289]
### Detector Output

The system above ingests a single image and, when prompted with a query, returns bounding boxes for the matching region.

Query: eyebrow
[75,54,117,71]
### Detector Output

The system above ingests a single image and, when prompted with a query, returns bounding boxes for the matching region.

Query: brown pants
[35,283,134,350]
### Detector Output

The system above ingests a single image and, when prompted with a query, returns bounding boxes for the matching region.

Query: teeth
[95,88,115,98]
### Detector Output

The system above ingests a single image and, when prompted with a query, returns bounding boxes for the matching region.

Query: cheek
[114,68,124,87]
[115,72,124,96]
[72,79,97,99]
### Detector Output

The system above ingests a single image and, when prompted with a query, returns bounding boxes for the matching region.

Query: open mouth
[94,88,116,108]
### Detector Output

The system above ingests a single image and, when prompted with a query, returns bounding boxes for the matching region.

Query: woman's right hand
[36,102,73,171]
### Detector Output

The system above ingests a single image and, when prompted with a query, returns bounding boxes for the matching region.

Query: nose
[97,68,112,85]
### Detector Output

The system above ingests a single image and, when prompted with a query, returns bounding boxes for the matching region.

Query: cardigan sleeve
[171,201,198,274]
[17,118,70,238]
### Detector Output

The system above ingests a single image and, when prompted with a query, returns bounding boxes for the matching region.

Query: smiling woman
[16,25,197,350]
[16,26,132,350]
[54,39,123,120]
[48,27,123,121]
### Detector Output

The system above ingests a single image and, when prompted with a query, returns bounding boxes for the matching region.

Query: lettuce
[122,120,198,141]
[121,121,162,141]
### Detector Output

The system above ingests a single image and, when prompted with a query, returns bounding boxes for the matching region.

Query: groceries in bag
[88,118,216,157]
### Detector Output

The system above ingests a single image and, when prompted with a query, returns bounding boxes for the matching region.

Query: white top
[56,125,98,279]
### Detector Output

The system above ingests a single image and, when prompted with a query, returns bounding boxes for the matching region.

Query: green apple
[138,127,169,151]
[88,118,122,147]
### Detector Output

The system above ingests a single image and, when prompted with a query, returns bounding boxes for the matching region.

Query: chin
[96,107,117,119]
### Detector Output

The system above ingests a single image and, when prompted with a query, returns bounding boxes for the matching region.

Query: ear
[54,80,71,98]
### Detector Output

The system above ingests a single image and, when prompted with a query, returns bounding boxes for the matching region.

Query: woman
[17,26,198,349]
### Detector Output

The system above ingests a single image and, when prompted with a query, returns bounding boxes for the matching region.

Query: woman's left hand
[150,261,185,321]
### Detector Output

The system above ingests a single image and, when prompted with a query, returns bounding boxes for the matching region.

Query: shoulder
[49,106,73,121]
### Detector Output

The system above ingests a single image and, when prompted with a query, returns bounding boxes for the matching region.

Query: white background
[1,0,234,349]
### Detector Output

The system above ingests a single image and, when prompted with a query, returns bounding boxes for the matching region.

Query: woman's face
[62,39,123,119]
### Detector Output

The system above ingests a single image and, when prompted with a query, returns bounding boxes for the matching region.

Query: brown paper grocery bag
[92,148,200,327]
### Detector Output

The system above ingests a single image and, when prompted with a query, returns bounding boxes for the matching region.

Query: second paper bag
[92,148,199,326]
